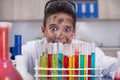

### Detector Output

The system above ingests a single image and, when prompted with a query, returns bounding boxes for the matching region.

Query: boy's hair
[43,0,76,28]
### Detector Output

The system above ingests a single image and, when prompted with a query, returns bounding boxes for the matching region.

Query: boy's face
[42,13,75,44]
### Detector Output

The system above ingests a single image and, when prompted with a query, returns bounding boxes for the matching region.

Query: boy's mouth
[53,38,70,44]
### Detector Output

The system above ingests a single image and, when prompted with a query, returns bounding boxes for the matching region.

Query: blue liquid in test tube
[91,43,95,80]
[58,43,63,80]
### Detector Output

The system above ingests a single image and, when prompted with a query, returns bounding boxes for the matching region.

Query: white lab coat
[22,38,117,79]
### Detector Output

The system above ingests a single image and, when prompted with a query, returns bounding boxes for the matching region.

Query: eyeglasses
[44,0,76,14]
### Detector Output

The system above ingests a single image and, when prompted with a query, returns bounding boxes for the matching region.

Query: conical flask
[0,22,23,80]
[114,51,120,80]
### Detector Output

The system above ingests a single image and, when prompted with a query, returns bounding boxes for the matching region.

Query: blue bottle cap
[15,35,22,45]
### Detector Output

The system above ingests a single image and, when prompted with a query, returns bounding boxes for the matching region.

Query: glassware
[114,51,120,80]
[16,55,34,80]
[0,22,22,80]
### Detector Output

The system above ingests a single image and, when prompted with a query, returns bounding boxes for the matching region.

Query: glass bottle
[16,55,34,80]
[114,51,120,80]
[15,35,34,80]
[0,22,22,80]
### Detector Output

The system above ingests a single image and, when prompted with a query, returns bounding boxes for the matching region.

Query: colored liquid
[91,53,95,80]
[84,55,87,80]
[58,53,63,80]
[39,56,42,80]
[69,56,73,80]
[75,55,79,80]
[114,72,120,80]
[73,55,75,79]
[42,52,48,80]
[88,55,91,80]
[80,55,84,80]
[48,54,52,80]
[79,55,81,80]
[0,25,22,80]
[52,54,58,80]
[63,55,69,80]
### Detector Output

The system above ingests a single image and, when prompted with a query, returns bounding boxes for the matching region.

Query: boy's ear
[73,30,76,38]
[41,25,46,37]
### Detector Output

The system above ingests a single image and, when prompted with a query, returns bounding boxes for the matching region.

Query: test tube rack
[34,59,103,80]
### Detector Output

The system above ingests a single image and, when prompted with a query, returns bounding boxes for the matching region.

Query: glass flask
[0,22,23,80]
[114,51,120,80]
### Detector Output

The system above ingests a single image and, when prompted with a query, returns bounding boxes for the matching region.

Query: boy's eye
[64,28,71,32]
[50,26,57,31]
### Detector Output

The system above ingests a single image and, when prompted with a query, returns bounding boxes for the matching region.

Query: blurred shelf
[100,46,120,50]
[72,0,97,1]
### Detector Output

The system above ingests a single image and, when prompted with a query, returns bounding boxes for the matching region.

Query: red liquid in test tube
[63,44,69,80]
[47,43,52,80]
[75,50,79,80]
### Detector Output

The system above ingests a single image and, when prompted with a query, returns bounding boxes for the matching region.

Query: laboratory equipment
[16,55,34,80]
[114,51,120,80]
[15,35,34,80]
[91,43,96,80]
[69,44,73,80]
[52,43,58,80]
[48,43,52,80]
[0,22,22,80]
[58,43,63,80]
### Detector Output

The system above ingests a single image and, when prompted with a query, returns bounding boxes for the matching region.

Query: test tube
[52,43,58,80]
[79,42,82,80]
[87,43,92,80]
[80,43,85,80]
[69,44,73,80]
[84,42,88,80]
[91,43,96,80]
[74,41,79,80]
[58,43,63,80]
[42,43,48,80]
[63,44,69,80]
[47,43,52,80]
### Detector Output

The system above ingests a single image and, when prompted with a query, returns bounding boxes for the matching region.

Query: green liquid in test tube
[52,43,58,80]
[42,53,47,80]
[80,43,85,80]
[79,42,82,80]
[41,43,47,80]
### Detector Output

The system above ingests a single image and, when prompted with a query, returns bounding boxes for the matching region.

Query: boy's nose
[55,31,64,39]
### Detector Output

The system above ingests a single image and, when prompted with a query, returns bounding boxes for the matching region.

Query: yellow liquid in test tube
[69,56,73,80]
[39,56,42,80]
[42,52,48,80]
[52,54,58,80]
[73,55,75,80]
[52,43,58,80]
[84,55,87,80]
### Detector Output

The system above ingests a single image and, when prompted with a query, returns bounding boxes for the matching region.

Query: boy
[22,0,117,79]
